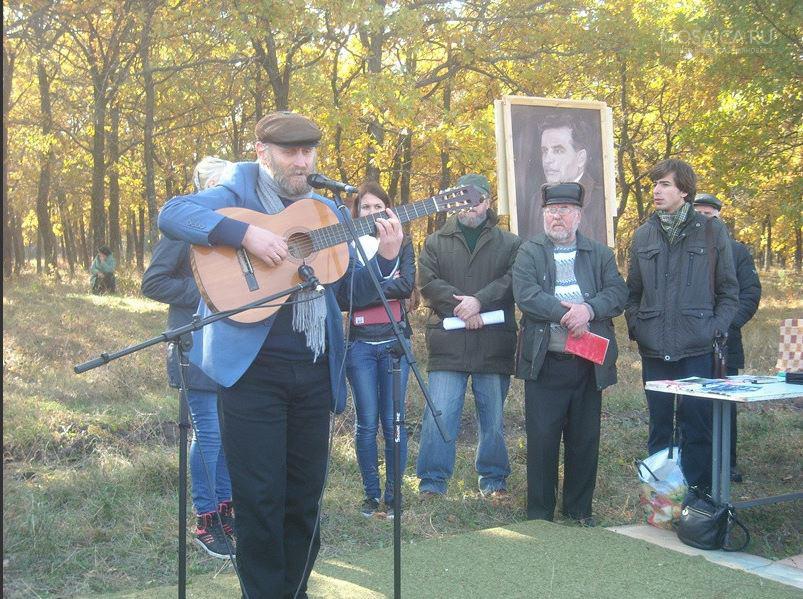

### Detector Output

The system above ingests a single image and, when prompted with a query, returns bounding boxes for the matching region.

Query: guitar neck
[309,196,447,251]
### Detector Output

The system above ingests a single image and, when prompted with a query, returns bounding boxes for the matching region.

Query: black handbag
[677,490,750,551]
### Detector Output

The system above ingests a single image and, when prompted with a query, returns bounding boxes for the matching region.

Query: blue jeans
[416,371,511,495]
[186,389,232,514]
[346,340,410,503]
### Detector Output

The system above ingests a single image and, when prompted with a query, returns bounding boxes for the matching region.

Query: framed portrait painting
[495,96,616,246]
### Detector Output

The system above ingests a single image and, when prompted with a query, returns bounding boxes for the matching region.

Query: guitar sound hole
[287,232,314,260]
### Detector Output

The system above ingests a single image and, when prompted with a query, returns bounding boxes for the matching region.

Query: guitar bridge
[236,249,260,292]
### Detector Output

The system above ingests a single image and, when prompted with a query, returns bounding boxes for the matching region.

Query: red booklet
[564,331,609,365]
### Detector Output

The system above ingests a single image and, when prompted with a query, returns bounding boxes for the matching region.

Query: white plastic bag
[636,447,687,529]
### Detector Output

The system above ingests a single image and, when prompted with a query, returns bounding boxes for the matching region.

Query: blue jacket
[141,235,218,392]
[157,161,391,413]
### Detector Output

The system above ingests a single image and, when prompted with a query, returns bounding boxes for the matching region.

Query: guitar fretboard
[307,191,468,251]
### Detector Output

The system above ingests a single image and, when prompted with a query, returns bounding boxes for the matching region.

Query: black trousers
[220,356,331,599]
[92,272,116,294]
[642,353,714,491]
[524,353,601,521]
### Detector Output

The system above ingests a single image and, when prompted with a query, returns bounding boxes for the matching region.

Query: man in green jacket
[90,245,116,294]
[513,182,628,524]
[416,173,522,498]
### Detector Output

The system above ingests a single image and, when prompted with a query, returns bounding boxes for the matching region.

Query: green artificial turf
[94,520,798,598]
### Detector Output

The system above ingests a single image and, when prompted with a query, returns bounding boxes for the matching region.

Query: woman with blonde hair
[142,156,236,558]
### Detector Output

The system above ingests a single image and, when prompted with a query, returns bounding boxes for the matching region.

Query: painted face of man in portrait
[541,126,587,184]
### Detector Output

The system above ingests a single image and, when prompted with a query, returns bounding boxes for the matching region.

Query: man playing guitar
[158,111,403,598]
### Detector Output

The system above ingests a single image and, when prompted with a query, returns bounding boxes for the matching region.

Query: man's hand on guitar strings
[374,208,403,260]
[242,225,289,267]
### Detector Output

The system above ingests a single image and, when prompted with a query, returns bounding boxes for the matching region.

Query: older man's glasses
[544,205,577,216]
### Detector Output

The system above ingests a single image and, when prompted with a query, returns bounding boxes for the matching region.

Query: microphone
[306,173,358,195]
[298,264,324,293]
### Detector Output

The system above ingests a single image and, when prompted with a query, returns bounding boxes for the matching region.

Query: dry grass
[2,267,801,597]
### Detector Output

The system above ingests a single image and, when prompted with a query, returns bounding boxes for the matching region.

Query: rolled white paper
[442,310,505,330]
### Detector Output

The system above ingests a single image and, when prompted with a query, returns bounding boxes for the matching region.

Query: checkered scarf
[657,201,691,245]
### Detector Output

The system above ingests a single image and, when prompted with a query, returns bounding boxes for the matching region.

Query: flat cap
[457,173,491,196]
[693,193,723,211]
[542,182,584,207]
[255,111,321,147]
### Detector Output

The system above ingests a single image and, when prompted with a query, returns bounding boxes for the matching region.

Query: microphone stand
[75,276,321,599]
[329,188,449,599]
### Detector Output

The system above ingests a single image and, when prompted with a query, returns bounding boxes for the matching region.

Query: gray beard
[458,212,485,228]
[545,222,579,246]
[264,153,314,197]
[274,171,311,197]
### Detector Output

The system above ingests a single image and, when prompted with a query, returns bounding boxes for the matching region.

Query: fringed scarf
[255,162,327,360]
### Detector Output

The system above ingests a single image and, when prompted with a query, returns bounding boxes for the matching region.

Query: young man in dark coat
[693,193,762,482]
[625,159,739,493]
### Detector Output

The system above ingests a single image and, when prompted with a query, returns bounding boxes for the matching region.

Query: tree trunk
[334,123,348,182]
[795,225,802,272]
[63,232,74,275]
[90,85,107,253]
[3,44,14,277]
[400,131,412,206]
[614,58,630,238]
[229,104,245,160]
[141,7,158,250]
[11,205,24,274]
[57,192,76,276]
[78,212,90,268]
[253,64,263,122]
[126,210,136,265]
[108,104,122,258]
[434,82,451,230]
[35,58,58,273]
[165,165,175,204]
[36,228,42,274]
[253,30,291,111]
[400,52,416,207]
[136,206,145,271]
[387,136,402,201]
[363,6,385,183]
[763,214,773,270]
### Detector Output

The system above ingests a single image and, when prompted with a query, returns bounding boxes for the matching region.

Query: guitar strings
[283,191,471,255]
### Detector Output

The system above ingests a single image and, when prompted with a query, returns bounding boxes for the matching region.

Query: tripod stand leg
[176,339,193,599]
[391,350,403,599]
[178,389,189,599]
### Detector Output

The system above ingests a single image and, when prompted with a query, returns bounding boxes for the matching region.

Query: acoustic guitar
[190,185,484,323]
